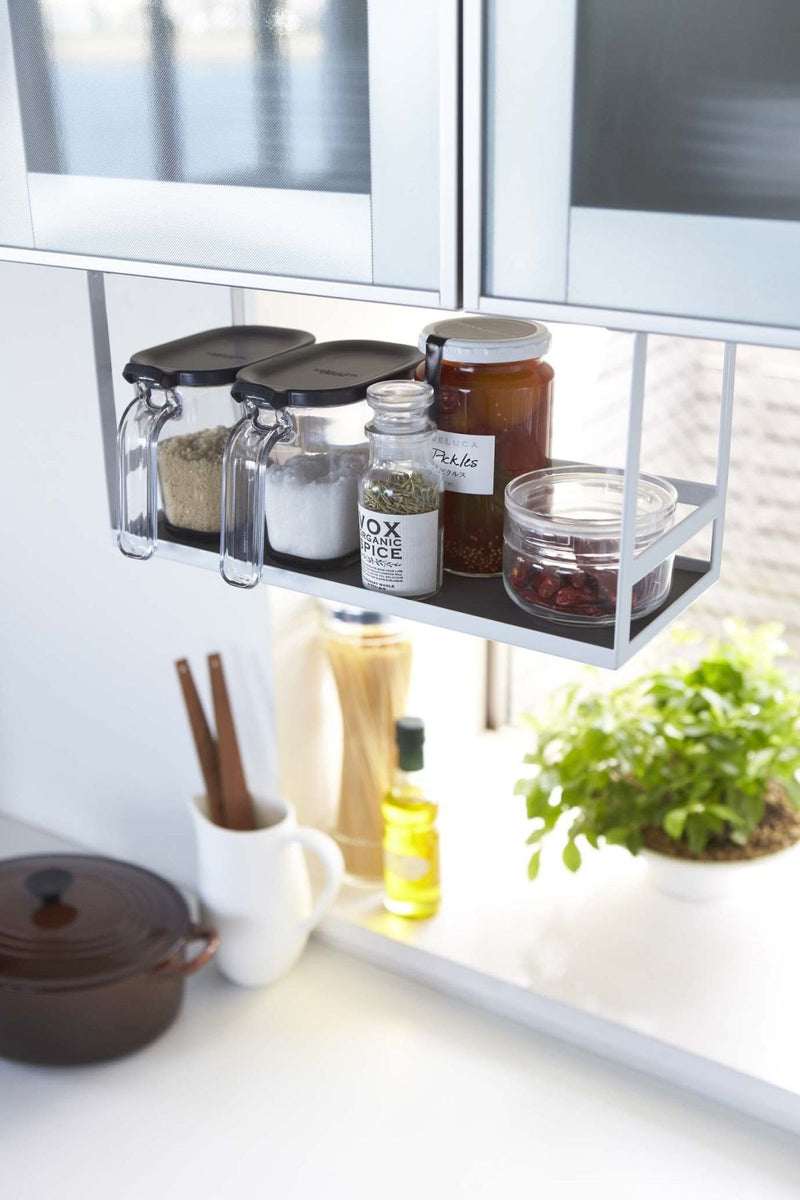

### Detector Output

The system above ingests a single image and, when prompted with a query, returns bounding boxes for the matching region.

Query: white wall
[0,266,487,884]
[0,263,278,884]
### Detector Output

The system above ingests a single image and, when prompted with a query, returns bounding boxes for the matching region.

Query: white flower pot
[639,843,799,902]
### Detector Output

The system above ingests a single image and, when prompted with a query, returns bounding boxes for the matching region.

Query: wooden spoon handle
[208,653,256,832]
[175,659,226,828]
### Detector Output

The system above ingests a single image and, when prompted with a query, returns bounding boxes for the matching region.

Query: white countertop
[320,734,800,1133]
[4,942,800,1200]
[1,818,800,1198]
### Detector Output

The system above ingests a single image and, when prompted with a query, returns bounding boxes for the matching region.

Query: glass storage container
[222,341,422,587]
[420,317,553,577]
[359,379,444,599]
[503,466,678,625]
[323,607,413,882]
[116,326,314,559]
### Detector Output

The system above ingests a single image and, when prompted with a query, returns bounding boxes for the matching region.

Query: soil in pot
[642,783,800,863]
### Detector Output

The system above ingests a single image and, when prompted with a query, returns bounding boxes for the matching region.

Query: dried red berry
[519,588,542,605]
[537,571,560,599]
[555,587,581,608]
[508,559,531,592]
[570,570,586,590]
[595,571,618,604]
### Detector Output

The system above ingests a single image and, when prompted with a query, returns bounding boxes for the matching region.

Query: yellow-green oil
[382,777,441,919]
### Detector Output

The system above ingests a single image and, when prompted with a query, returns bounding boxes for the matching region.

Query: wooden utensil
[175,659,226,828]
[208,653,256,832]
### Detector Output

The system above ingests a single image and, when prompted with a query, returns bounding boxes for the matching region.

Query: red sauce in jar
[437,356,553,576]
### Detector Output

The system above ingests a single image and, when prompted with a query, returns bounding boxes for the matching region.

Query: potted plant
[516,622,800,900]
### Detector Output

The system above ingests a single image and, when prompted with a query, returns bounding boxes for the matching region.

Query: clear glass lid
[505,466,678,540]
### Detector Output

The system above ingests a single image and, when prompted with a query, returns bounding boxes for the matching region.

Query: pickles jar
[222,341,422,587]
[420,317,553,577]
[116,326,313,559]
[359,380,443,599]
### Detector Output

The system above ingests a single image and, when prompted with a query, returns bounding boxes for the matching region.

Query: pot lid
[419,317,550,363]
[231,340,424,408]
[0,855,191,992]
[122,325,316,389]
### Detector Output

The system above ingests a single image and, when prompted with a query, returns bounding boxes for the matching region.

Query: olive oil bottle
[382,718,441,918]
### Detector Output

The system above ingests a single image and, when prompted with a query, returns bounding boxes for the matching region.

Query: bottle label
[384,851,432,882]
[358,508,440,596]
[432,431,495,495]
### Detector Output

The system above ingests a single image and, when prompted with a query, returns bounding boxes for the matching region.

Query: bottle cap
[396,717,425,771]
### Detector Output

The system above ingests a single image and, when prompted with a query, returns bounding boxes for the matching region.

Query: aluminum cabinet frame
[464,0,800,349]
[0,0,460,309]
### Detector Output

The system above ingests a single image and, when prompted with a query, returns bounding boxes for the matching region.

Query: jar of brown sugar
[419,317,553,576]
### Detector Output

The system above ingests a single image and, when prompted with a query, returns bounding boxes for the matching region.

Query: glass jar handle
[220,406,292,589]
[116,383,181,559]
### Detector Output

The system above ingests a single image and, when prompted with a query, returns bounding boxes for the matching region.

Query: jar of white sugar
[222,341,423,587]
[117,325,314,560]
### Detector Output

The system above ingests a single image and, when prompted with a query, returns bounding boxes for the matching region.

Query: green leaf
[782,777,800,808]
[526,827,546,845]
[527,849,542,881]
[661,723,686,741]
[604,827,630,845]
[562,840,582,872]
[707,803,746,826]
[663,808,689,840]
[685,814,710,856]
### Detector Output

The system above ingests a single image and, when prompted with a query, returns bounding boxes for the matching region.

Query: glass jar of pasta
[323,607,412,882]
[420,317,554,576]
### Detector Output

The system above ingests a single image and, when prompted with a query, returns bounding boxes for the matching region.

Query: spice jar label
[431,431,495,495]
[358,508,441,597]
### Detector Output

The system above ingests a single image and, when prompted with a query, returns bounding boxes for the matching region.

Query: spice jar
[420,317,553,576]
[359,379,443,599]
[503,466,678,625]
[223,341,422,587]
[323,607,413,881]
[117,325,314,559]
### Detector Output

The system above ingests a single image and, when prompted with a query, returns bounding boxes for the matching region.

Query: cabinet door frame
[0,0,460,309]
[464,0,800,349]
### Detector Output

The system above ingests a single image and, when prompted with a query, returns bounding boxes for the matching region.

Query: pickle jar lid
[0,854,191,992]
[418,317,550,364]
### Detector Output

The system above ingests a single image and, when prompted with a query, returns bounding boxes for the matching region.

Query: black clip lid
[231,340,424,408]
[122,325,316,389]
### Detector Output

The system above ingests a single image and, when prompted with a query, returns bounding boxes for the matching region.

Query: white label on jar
[358,508,440,596]
[432,431,495,495]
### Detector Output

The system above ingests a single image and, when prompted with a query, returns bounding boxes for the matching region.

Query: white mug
[189,794,344,987]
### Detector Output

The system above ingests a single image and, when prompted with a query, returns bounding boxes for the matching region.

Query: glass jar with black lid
[222,341,422,587]
[117,325,314,559]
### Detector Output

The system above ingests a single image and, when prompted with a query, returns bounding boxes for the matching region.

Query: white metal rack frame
[90,272,737,668]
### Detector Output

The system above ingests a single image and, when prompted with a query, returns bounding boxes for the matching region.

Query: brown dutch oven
[0,854,219,1066]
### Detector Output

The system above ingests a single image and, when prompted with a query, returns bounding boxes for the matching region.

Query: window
[506,332,800,719]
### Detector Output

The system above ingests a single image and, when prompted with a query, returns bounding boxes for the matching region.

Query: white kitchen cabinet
[0,0,459,306]
[467,0,800,347]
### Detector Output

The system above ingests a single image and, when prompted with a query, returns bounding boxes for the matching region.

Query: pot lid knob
[25,867,73,905]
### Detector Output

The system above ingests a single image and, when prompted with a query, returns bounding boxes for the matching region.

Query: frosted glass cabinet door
[0,0,458,304]
[470,0,800,341]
